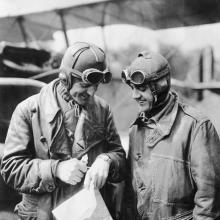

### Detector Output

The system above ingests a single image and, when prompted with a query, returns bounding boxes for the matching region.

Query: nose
[86,85,98,96]
[132,87,141,99]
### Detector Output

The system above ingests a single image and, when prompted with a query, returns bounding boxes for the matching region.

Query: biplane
[1,0,220,211]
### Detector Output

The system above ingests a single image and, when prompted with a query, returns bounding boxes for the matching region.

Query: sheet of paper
[52,188,113,220]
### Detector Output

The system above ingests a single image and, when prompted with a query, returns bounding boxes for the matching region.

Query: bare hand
[56,158,87,185]
[84,156,110,189]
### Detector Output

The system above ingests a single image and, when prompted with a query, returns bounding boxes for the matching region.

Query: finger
[93,175,101,189]
[84,172,91,189]
[71,175,81,183]
[69,170,84,182]
[81,154,88,165]
[98,177,106,189]
[68,179,77,185]
[75,170,84,179]
[79,163,87,173]
[91,174,100,189]
[89,179,95,190]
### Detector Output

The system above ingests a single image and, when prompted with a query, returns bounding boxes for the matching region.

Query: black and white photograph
[0,0,220,219]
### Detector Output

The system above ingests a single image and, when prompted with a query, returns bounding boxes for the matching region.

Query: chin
[77,100,87,106]
[74,97,88,106]
[139,105,150,113]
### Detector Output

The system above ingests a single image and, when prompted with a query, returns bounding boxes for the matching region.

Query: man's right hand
[56,158,87,185]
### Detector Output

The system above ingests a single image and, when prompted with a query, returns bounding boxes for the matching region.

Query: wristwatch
[97,154,112,164]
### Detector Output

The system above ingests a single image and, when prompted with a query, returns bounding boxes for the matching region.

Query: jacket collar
[38,79,61,123]
[132,91,179,139]
[153,91,178,137]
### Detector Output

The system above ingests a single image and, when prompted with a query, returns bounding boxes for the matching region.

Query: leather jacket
[1,79,126,220]
[125,92,220,220]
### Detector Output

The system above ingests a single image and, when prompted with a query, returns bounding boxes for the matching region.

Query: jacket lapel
[131,92,179,148]
[38,80,71,157]
[146,92,179,147]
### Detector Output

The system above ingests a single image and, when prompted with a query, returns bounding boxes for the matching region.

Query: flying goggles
[121,64,169,86]
[65,67,112,85]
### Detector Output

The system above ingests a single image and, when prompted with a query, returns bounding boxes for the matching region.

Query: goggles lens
[121,69,146,85]
[130,71,145,85]
[70,68,105,85]
[83,69,104,84]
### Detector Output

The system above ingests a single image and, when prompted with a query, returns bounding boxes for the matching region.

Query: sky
[52,22,220,60]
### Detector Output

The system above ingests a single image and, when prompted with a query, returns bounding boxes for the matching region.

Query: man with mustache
[1,42,126,220]
[122,51,220,219]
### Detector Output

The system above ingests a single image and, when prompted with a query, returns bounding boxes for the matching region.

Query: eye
[130,84,147,92]
[80,82,92,88]
[137,85,147,92]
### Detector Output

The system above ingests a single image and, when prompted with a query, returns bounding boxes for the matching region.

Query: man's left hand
[84,155,111,189]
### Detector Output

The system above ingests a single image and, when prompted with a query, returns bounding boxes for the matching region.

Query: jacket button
[31,107,37,113]
[40,136,46,143]
[48,184,55,191]
[134,153,141,161]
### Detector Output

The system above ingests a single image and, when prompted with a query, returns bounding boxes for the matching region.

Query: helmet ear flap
[59,71,72,90]
[149,74,171,106]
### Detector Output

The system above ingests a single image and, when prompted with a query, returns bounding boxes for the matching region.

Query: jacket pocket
[15,194,39,220]
[167,209,193,220]
[151,153,195,205]
[133,165,153,217]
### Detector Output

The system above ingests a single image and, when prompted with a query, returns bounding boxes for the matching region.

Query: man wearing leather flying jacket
[1,42,126,220]
[122,51,220,220]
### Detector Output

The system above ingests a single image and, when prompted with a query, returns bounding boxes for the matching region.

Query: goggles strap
[70,69,83,79]
[148,64,169,81]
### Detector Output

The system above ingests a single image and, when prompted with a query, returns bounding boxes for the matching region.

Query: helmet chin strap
[149,83,158,105]
[147,82,170,116]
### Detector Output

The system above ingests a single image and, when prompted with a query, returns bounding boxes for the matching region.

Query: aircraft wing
[0,0,220,43]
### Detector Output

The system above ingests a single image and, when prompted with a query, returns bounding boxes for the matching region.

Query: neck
[146,93,170,118]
